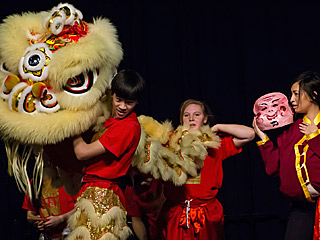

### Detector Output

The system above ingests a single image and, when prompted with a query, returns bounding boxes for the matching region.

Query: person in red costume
[253,71,320,240]
[125,171,165,240]
[22,176,76,240]
[69,69,145,240]
[159,99,255,240]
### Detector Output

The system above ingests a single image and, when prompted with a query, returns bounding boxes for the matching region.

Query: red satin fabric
[160,198,224,240]
[179,203,206,234]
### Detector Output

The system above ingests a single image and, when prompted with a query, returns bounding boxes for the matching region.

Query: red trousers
[160,198,224,240]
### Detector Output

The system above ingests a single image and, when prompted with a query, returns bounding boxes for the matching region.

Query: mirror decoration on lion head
[0,3,123,197]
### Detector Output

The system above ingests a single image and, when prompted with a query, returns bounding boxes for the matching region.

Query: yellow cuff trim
[306,129,320,141]
[256,136,270,146]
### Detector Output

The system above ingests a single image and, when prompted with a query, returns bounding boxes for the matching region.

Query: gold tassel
[5,140,18,176]
[4,140,44,201]
[32,147,44,200]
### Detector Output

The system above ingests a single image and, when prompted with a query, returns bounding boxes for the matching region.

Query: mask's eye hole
[63,69,98,95]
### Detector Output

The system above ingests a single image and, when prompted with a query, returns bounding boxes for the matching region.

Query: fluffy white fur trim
[0,11,47,74]
[68,198,130,240]
[67,227,131,240]
[69,198,126,232]
[0,99,104,145]
[137,115,173,144]
[133,116,220,186]
[66,226,91,240]
[118,226,133,240]
[49,18,122,89]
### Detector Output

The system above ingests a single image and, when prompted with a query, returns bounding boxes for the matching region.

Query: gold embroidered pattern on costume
[40,179,61,217]
[186,173,201,184]
[75,187,127,239]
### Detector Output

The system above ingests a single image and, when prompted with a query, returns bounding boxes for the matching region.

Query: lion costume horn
[0,3,123,199]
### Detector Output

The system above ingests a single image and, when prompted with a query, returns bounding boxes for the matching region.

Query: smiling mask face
[253,92,294,131]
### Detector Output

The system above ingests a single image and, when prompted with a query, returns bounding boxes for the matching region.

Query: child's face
[111,93,137,119]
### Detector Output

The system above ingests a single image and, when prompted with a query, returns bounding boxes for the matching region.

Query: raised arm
[252,117,280,176]
[211,123,255,148]
[73,135,106,161]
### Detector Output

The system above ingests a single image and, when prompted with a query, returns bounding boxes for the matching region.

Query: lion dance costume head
[0,3,123,197]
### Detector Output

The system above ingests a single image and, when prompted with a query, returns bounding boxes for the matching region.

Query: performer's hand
[252,117,266,140]
[43,215,64,229]
[141,177,153,186]
[211,124,218,133]
[35,220,46,231]
[26,210,48,230]
[299,122,318,135]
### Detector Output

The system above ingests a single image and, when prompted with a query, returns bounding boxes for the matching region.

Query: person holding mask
[159,99,255,240]
[253,71,320,240]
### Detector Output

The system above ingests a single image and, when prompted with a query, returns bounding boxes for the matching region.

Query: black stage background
[1,0,320,239]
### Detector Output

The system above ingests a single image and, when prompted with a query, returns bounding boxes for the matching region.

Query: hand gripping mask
[253,92,294,131]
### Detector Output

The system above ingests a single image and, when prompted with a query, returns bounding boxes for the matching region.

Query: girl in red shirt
[160,99,255,240]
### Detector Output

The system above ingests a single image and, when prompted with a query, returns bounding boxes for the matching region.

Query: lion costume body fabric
[0,3,220,240]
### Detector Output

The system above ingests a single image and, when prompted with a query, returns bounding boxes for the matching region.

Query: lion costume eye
[19,43,52,82]
[63,69,98,95]
[0,62,10,73]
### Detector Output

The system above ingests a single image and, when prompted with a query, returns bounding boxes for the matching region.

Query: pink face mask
[253,92,294,131]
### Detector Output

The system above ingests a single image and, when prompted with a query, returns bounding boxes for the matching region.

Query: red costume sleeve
[22,193,35,212]
[257,138,280,176]
[219,135,242,160]
[99,122,138,158]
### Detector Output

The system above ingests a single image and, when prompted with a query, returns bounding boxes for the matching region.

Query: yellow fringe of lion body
[132,115,221,186]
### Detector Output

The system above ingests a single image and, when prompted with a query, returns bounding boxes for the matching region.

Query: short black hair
[111,69,145,101]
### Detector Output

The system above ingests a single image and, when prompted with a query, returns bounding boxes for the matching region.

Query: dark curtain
[1,0,320,239]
